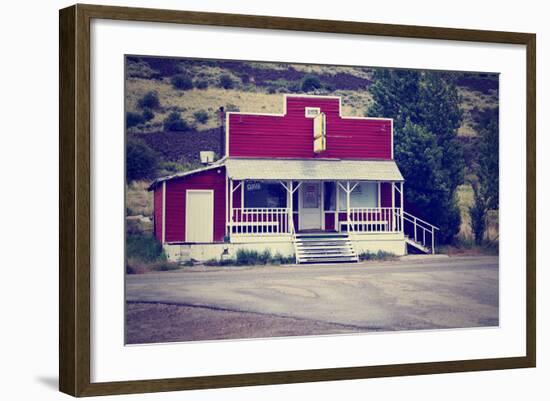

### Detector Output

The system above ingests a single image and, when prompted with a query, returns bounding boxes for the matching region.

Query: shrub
[163,112,190,132]
[126,138,158,181]
[301,75,322,92]
[126,233,166,262]
[171,74,193,90]
[358,251,396,261]
[240,74,250,84]
[202,249,296,266]
[126,111,145,128]
[137,91,160,109]
[193,110,209,124]
[219,74,235,89]
[141,108,155,122]
[195,80,208,89]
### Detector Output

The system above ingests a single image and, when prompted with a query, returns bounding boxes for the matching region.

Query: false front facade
[149,95,438,263]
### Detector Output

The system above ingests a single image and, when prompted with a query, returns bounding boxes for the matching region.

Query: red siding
[324,212,335,230]
[153,186,163,242]
[164,167,226,243]
[228,96,392,160]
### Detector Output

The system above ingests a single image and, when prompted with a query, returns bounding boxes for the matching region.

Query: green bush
[358,251,396,261]
[141,108,155,121]
[219,74,235,89]
[126,111,145,128]
[126,138,158,181]
[137,91,160,109]
[195,80,208,89]
[301,75,322,92]
[163,112,190,132]
[126,234,166,262]
[193,110,209,124]
[171,74,193,90]
[202,249,295,266]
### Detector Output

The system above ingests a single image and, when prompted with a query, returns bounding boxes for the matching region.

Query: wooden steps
[294,233,358,264]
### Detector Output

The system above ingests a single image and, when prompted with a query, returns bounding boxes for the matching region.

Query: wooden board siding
[164,167,226,243]
[228,96,392,160]
[153,186,163,242]
[324,212,335,230]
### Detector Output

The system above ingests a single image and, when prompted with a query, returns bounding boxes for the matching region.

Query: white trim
[390,119,394,160]
[241,180,244,210]
[335,181,340,231]
[161,181,166,244]
[320,180,325,230]
[225,111,230,157]
[185,189,214,243]
[391,183,396,231]
[225,172,229,237]
[229,179,233,233]
[377,182,381,207]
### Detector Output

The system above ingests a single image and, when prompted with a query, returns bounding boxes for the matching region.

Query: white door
[299,182,322,230]
[185,190,214,243]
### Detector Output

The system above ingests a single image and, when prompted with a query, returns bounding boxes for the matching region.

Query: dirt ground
[126,302,363,344]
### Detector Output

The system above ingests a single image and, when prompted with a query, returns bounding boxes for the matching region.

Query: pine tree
[368,69,464,243]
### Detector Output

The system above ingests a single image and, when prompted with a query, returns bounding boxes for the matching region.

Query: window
[244,181,287,208]
[305,107,321,118]
[338,182,378,210]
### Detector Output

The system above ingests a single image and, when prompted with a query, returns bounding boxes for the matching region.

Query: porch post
[229,179,233,234]
[335,181,340,232]
[241,180,245,212]
[346,181,351,231]
[225,174,229,237]
[288,180,293,234]
[400,182,404,232]
[391,182,395,232]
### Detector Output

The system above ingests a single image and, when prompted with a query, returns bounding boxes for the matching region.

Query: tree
[171,74,193,90]
[163,112,190,132]
[301,75,322,92]
[468,107,499,244]
[137,91,160,109]
[367,69,464,243]
[219,74,234,89]
[126,138,158,182]
[469,181,487,245]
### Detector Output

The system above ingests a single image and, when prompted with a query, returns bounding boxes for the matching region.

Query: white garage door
[185,190,214,243]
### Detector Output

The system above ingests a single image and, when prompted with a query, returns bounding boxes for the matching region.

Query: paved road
[126,256,499,339]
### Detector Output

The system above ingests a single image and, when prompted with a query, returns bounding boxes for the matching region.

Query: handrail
[402,210,439,231]
[400,210,438,254]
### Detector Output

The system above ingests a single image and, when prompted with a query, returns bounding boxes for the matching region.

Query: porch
[223,158,438,255]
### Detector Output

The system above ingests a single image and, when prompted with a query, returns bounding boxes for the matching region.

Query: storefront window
[338,182,378,210]
[244,181,287,208]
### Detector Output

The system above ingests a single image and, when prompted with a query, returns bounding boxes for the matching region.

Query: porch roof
[225,158,404,182]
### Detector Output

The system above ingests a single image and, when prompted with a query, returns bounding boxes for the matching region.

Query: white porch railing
[400,210,439,253]
[345,207,402,233]
[230,208,292,235]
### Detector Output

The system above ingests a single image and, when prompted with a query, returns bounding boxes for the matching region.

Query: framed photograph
[59,4,536,397]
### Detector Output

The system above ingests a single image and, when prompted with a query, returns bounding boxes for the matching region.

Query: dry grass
[126,180,153,217]
[126,78,375,132]
[456,183,499,243]
[291,64,373,80]
[457,183,475,239]
[457,87,499,137]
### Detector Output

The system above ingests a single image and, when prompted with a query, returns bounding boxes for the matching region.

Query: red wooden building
[149,95,438,263]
